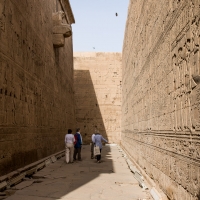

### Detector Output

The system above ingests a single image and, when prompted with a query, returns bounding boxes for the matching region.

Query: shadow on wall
[3,73,115,199]
[74,70,107,143]
[198,189,200,200]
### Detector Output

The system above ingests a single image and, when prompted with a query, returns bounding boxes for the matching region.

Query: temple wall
[0,0,75,176]
[74,52,121,144]
[122,0,200,199]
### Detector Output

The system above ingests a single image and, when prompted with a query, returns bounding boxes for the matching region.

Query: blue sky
[70,0,129,52]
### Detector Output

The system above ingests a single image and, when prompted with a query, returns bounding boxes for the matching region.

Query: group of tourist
[65,128,108,164]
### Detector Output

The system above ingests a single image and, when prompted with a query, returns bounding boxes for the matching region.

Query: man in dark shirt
[73,128,82,161]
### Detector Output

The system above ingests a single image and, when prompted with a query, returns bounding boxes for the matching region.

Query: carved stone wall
[74,52,122,144]
[0,0,75,176]
[122,0,200,199]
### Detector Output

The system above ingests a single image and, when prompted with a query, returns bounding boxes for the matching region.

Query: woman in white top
[65,129,75,163]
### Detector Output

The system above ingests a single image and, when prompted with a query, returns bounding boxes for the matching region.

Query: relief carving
[190,164,199,197]
[52,11,72,48]
[0,0,76,176]
[122,0,200,199]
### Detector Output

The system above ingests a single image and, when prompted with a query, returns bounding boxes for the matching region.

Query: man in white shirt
[65,129,75,163]
[91,133,96,159]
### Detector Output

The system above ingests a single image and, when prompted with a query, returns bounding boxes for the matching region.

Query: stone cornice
[58,0,75,24]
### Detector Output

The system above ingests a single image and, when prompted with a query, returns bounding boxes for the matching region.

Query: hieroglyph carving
[122,0,200,199]
[0,0,75,176]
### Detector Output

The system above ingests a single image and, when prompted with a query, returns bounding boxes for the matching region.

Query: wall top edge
[59,0,75,24]
[74,52,122,58]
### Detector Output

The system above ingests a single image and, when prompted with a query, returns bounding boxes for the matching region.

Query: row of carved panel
[122,0,200,199]
[121,133,199,200]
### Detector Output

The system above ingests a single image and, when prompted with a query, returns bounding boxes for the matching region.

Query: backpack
[74,134,78,145]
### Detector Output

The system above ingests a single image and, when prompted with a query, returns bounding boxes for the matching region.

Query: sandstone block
[52,11,65,26]
[74,52,122,144]
[53,34,65,47]
[0,0,75,177]
[53,25,72,37]
[122,0,200,198]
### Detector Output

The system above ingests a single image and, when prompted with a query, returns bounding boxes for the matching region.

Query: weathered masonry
[74,52,122,144]
[0,0,75,176]
[121,0,200,199]
[1,0,200,199]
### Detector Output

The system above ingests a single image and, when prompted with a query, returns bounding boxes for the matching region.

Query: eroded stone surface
[52,11,72,47]
[5,145,151,200]
[0,0,75,176]
[74,52,122,144]
[122,1,200,199]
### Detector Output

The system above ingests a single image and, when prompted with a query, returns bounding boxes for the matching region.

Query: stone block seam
[118,145,167,200]
[117,146,148,189]
[0,150,65,191]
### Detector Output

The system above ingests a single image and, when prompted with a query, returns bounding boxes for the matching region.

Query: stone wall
[122,0,200,199]
[0,0,75,176]
[74,52,121,144]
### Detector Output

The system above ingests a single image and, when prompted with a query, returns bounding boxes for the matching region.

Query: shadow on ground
[5,144,150,200]
[3,70,146,200]
[5,70,116,200]
[5,145,115,200]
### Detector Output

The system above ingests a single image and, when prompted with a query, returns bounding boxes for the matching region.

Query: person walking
[65,129,75,164]
[91,133,96,159]
[73,128,82,161]
[94,133,108,163]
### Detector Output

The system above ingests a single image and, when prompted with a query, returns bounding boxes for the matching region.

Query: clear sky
[70,0,129,52]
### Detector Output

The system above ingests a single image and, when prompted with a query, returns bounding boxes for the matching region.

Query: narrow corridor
[4,145,152,200]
